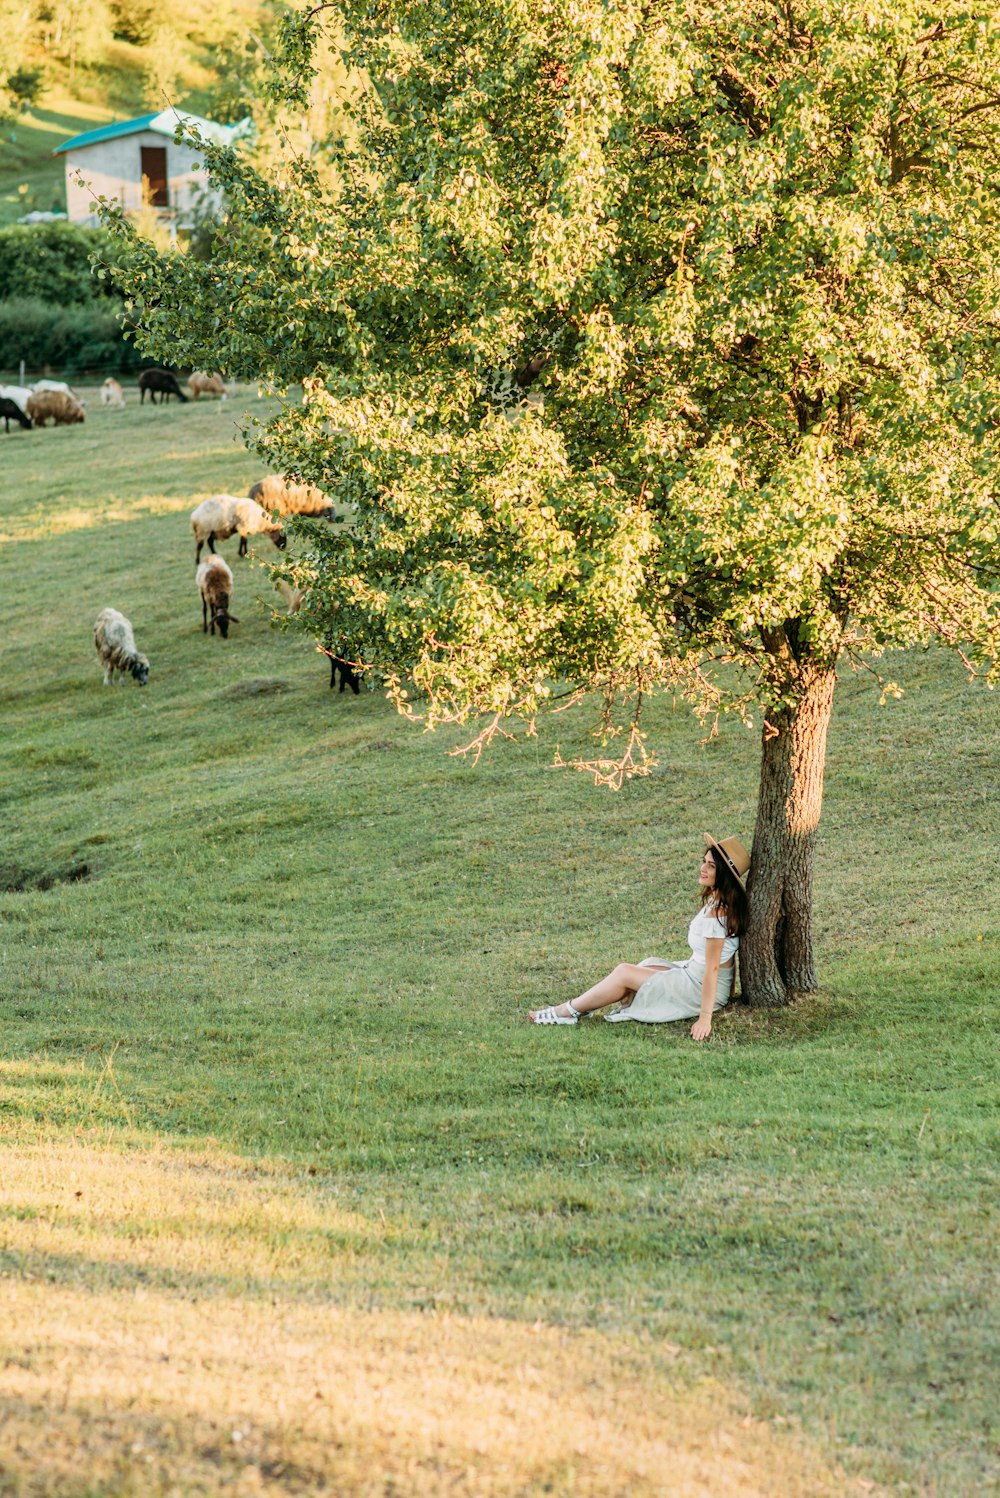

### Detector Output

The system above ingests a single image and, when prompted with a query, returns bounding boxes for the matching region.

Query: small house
[53,110,247,231]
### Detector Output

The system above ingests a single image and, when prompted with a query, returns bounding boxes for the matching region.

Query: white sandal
[530,1003,579,1025]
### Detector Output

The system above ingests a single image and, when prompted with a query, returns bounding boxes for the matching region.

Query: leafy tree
[6,64,44,112]
[108,0,157,47]
[201,21,280,127]
[0,0,36,116]
[102,1,1000,1006]
[36,0,112,87]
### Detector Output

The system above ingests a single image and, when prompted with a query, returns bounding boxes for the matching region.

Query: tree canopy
[104,0,1000,1004]
[1,0,275,114]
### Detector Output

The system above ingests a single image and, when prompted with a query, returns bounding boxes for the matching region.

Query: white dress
[622,906,738,1023]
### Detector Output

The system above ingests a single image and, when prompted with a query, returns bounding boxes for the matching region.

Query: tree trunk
[740,655,837,1007]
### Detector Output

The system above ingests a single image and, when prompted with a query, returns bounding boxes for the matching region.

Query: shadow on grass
[17,105,103,140]
[720,990,857,1044]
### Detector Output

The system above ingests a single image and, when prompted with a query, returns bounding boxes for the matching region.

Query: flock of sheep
[0,368,229,428]
[90,473,354,689]
[0,378,87,429]
[93,473,361,694]
[2,365,361,694]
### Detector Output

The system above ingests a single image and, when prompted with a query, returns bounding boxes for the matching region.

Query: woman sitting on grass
[528,834,750,1041]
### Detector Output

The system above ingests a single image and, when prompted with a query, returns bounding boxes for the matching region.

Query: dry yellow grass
[0,493,194,546]
[0,1141,872,1497]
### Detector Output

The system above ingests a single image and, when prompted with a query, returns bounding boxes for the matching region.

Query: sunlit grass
[0,90,119,224]
[0,381,269,540]
[0,389,997,1494]
[2,1142,842,1498]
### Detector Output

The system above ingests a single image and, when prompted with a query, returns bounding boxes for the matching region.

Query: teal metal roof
[53,114,160,155]
[54,110,248,158]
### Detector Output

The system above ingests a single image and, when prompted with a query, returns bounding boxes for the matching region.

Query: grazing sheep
[249,475,332,518]
[189,494,287,563]
[100,377,126,409]
[27,388,85,426]
[139,368,189,404]
[275,578,305,613]
[230,498,288,558]
[327,648,361,695]
[0,396,31,432]
[188,371,228,400]
[94,608,149,686]
[190,495,235,563]
[33,379,83,404]
[196,555,238,638]
[0,384,32,417]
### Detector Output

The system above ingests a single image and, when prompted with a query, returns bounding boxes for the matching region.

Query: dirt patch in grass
[0,861,91,892]
[224,678,293,699]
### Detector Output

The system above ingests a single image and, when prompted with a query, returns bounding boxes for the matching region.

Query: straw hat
[704,833,751,882]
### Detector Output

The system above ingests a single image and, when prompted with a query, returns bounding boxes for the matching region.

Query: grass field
[0,386,997,1496]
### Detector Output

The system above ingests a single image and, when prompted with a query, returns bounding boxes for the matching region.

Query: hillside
[0,2,271,227]
[0,88,105,225]
[0,384,996,1493]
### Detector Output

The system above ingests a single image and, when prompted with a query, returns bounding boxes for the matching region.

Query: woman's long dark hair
[701,849,748,937]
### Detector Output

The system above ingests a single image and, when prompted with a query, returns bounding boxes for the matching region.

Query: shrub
[0,222,124,305]
[0,297,145,376]
[109,0,158,47]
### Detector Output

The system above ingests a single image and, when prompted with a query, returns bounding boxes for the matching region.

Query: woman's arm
[690,936,725,1042]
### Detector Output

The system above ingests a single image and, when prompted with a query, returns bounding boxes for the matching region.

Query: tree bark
[740,648,837,1007]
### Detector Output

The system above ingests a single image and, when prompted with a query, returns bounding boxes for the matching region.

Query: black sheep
[328,650,361,694]
[139,368,189,405]
[0,396,31,432]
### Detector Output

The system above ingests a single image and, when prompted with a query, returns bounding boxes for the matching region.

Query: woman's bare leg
[528,962,670,1022]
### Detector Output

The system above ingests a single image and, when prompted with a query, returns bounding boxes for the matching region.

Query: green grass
[0,389,998,1495]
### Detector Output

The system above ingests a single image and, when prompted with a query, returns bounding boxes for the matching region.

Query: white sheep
[94,608,149,686]
[196,555,238,637]
[189,494,287,563]
[33,379,85,406]
[189,494,233,562]
[100,378,126,409]
[0,384,32,416]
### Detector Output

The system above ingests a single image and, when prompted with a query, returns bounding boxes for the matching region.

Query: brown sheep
[196,555,238,638]
[188,371,228,400]
[249,475,331,518]
[27,389,85,427]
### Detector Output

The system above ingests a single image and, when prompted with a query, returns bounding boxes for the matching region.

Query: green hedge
[0,297,143,376]
[0,222,123,305]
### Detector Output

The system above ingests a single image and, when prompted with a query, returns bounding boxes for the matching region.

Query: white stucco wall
[63,132,222,227]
